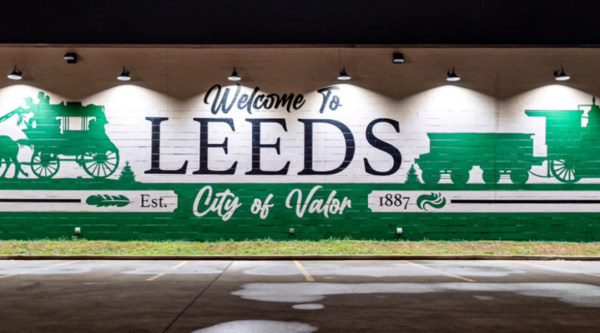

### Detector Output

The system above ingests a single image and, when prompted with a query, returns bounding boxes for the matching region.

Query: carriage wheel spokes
[550,159,581,184]
[82,149,120,179]
[30,151,60,178]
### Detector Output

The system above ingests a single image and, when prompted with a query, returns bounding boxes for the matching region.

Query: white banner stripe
[368,191,600,213]
[0,191,177,212]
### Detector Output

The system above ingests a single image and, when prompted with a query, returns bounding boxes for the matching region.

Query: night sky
[0,0,599,45]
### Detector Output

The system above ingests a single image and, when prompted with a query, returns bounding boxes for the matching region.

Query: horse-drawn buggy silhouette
[0,92,119,179]
[416,97,600,185]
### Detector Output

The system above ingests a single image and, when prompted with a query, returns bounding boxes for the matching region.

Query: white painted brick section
[0,47,598,184]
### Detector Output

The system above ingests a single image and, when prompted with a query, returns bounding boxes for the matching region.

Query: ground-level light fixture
[117,66,131,81]
[228,67,241,81]
[289,228,295,235]
[393,53,405,64]
[63,53,77,64]
[447,67,461,82]
[7,65,22,80]
[554,66,570,81]
[338,66,351,80]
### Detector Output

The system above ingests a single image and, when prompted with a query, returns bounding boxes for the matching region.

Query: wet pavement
[2,260,600,332]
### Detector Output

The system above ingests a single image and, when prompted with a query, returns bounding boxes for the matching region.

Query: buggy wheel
[421,169,441,184]
[550,159,581,184]
[82,149,120,179]
[30,151,60,178]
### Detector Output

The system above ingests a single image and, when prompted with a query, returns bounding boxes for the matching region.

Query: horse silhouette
[0,136,28,178]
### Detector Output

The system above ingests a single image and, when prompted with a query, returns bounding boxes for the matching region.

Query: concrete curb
[0,254,599,261]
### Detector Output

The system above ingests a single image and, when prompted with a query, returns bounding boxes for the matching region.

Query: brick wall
[0,47,599,241]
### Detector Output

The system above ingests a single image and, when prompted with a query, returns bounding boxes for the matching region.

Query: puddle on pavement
[191,320,317,333]
[0,266,90,275]
[121,266,222,275]
[232,282,600,307]
[293,304,325,310]
[474,295,495,301]
[243,263,525,278]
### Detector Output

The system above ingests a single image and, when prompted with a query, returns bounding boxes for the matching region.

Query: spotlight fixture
[228,67,241,81]
[393,53,405,64]
[337,66,351,80]
[63,53,77,64]
[7,65,22,80]
[117,66,131,81]
[447,67,461,82]
[554,66,570,81]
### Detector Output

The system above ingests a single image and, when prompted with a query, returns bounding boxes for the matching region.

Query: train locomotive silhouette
[416,97,600,185]
[0,92,119,179]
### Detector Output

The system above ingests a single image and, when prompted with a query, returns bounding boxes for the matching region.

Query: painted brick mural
[1,47,600,241]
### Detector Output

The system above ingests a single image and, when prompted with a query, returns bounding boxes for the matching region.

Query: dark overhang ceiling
[0,0,598,46]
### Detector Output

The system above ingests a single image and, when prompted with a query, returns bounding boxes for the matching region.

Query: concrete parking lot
[2,259,600,332]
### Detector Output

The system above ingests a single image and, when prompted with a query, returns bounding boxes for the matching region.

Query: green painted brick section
[0,181,599,241]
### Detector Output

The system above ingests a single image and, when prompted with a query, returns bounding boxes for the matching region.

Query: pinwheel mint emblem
[417,192,446,211]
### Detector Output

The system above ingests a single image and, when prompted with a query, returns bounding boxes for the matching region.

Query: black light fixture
[228,66,241,81]
[338,66,351,81]
[63,53,77,64]
[117,66,131,81]
[554,66,570,81]
[393,53,405,64]
[447,67,461,82]
[7,65,22,80]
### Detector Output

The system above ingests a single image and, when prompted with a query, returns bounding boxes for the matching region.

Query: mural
[1,91,600,241]
[0,92,119,180]
[416,97,600,185]
[525,97,600,184]
[416,133,538,185]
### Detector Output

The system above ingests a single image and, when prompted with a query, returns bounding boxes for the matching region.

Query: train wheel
[421,169,441,184]
[550,159,581,184]
[30,151,60,178]
[482,169,500,184]
[82,148,120,179]
[510,169,529,184]
[450,169,469,185]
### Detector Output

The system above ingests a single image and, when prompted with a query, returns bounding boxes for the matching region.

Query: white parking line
[146,261,189,281]
[293,261,315,282]
[402,260,476,282]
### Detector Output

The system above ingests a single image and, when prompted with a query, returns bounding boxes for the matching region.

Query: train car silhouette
[416,97,599,185]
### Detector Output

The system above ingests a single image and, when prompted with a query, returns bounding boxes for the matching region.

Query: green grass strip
[1,238,599,256]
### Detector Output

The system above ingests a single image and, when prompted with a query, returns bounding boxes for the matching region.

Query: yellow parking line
[146,261,189,281]
[0,260,82,280]
[293,260,315,282]
[402,260,476,282]
[513,261,600,278]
